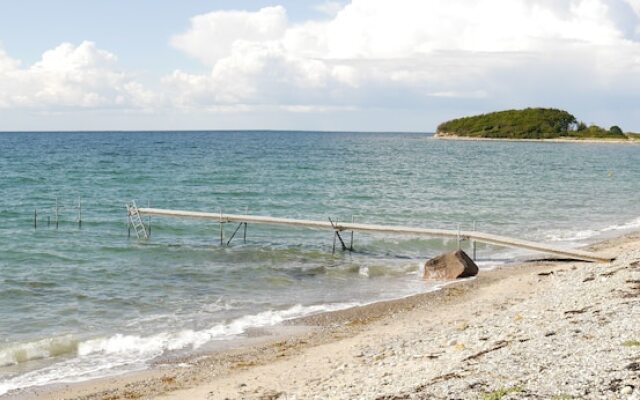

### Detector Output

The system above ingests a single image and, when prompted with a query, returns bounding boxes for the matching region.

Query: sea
[1,131,639,394]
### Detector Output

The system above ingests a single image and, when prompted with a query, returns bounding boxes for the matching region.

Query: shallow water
[1,131,639,393]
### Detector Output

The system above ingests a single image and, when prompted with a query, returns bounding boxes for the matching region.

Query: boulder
[423,250,478,280]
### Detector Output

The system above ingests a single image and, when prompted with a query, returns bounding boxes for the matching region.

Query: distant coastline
[436,108,639,142]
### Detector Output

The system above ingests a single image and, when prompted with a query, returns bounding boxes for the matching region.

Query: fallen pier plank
[137,207,614,263]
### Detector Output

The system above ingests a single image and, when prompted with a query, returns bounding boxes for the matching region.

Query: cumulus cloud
[3,0,640,129]
[170,6,288,66]
[0,41,158,110]
[167,0,640,115]
[313,1,347,16]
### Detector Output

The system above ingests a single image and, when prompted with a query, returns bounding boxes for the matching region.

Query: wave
[0,302,356,396]
[546,216,640,243]
[0,335,78,367]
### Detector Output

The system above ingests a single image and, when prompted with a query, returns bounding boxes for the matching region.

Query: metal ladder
[127,201,148,239]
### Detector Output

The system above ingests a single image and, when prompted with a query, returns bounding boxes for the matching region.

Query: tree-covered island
[435,108,638,140]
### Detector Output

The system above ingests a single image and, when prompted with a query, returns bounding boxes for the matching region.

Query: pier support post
[243,222,247,243]
[219,210,224,246]
[78,198,82,229]
[147,201,151,237]
[329,217,348,254]
[226,222,246,246]
[471,221,477,261]
[349,215,354,251]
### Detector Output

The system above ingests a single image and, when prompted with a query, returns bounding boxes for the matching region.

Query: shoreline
[4,230,640,399]
[433,133,639,144]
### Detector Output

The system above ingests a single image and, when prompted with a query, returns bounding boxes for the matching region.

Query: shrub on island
[436,108,630,140]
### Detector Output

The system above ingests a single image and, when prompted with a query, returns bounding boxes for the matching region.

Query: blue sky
[1,0,639,131]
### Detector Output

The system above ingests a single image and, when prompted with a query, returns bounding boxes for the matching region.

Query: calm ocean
[1,131,639,394]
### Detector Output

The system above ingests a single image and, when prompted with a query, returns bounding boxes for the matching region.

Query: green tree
[609,125,623,135]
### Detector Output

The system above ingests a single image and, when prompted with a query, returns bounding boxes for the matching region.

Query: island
[435,108,639,141]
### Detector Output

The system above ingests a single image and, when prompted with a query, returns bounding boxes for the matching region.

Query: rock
[621,385,634,395]
[423,250,479,280]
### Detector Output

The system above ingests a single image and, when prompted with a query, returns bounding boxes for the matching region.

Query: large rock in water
[423,250,479,280]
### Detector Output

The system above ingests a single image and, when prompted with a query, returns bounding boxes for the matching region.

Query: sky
[0,0,639,132]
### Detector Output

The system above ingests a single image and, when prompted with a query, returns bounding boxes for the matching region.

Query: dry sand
[5,233,640,400]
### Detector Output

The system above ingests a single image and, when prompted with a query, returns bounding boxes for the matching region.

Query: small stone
[621,386,634,395]
[456,321,469,331]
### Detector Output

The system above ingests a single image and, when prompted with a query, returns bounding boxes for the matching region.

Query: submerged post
[350,215,354,251]
[329,217,347,252]
[34,209,37,230]
[78,198,82,229]
[472,221,477,261]
[55,197,59,230]
[243,222,247,243]
[147,200,151,237]
[219,209,224,246]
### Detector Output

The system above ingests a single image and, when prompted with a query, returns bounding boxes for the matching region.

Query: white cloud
[2,0,640,130]
[170,6,288,66]
[166,0,640,113]
[313,1,347,16]
[0,41,159,110]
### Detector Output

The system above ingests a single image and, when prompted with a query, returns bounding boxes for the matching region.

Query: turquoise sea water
[1,131,639,394]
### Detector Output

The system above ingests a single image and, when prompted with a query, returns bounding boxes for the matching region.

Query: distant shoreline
[433,133,639,144]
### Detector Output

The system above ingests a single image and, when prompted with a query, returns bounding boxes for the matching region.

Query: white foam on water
[0,302,357,396]
[546,216,640,243]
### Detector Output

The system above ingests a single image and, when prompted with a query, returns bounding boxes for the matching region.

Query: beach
[5,231,639,399]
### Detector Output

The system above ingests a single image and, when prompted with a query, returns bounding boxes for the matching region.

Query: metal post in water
[34,209,37,230]
[78,198,82,229]
[350,215,354,251]
[219,210,224,246]
[332,217,337,255]
[48,216,50,227]
[472,220,477,261]
[243,222,247,243]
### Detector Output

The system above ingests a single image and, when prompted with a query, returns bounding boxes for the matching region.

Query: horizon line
[0,129,434,134]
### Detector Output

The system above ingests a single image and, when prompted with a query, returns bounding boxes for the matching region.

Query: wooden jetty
[130,205,614,263]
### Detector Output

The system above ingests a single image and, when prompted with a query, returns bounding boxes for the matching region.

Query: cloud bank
[1,0,640,129]
[0,41,158,111]
[165,0,640,111]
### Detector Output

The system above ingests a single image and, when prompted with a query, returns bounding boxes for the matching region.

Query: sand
[5,232,640,400]
[433,134,640,144]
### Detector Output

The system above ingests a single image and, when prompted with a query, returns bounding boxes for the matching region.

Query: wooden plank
[137,207,614,263]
